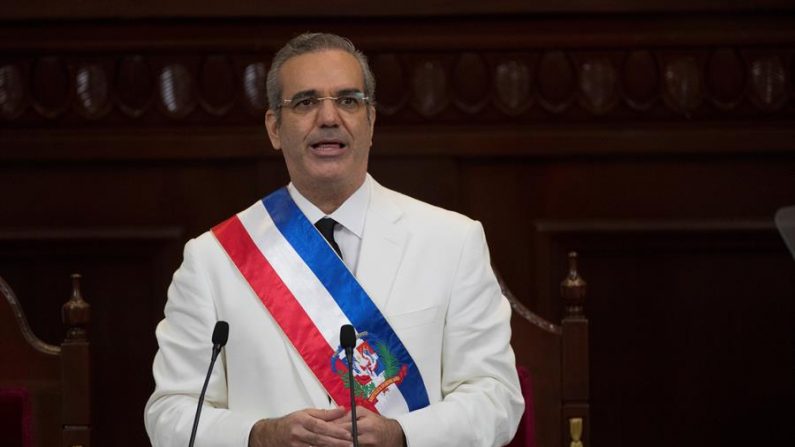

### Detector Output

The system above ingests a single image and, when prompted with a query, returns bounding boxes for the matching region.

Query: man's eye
[294,98,317,109]
[339,97,357,105]
[337,96,361,109]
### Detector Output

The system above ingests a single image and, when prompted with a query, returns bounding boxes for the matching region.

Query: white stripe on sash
[238,203,350,349]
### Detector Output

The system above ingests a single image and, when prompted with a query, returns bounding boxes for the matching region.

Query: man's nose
[315,98,341,126]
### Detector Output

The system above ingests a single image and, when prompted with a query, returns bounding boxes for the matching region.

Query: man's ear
[264,110,281,151]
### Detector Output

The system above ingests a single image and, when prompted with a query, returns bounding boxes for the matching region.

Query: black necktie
[315,217,342,259]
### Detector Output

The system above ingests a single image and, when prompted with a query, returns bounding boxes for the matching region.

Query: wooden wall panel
[461,156,795,446]
[463,157,795,315]
[369,157,462,211]
[531,227,794,447]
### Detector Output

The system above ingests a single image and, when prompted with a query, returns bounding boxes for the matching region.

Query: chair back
[501,252,589,447]
[0,274,91,447]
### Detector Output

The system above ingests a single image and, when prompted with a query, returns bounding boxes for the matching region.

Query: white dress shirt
[287,174,372,275]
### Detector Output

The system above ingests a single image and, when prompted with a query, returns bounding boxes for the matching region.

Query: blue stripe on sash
[264,187,430,411]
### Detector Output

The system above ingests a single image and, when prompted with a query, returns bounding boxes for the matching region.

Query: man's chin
[304,170,348,187]
[305,168,366,190]
[305,160,358,181]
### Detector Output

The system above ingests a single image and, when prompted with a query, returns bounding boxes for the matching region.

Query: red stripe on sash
[212,215,377,412]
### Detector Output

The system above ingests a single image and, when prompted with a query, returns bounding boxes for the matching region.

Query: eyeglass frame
[278,90,372,114]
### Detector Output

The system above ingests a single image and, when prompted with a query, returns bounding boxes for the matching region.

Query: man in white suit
[145,33,523,447]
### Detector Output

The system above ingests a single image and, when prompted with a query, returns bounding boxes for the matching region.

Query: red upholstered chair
[0,274,91,447]
[0,387,32,447]
[505,365,537,447]
[501,253,590,447]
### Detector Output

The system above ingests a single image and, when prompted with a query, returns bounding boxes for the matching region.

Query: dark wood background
[1,2,794,446]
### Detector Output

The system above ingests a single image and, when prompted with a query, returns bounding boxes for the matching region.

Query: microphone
[340,324,359,447]
[188,321,229,447]
[212,321,229,348]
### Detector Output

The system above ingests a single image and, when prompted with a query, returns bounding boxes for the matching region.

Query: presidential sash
[212,187,430,416]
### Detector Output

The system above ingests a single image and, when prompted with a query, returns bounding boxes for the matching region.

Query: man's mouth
[310,141,347,151]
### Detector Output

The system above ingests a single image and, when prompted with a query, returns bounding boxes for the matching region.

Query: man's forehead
[278,49,365,95]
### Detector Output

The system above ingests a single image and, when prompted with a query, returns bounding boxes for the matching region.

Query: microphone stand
[188,321,228,447]
[340,324,360,447]
[345,346,359,447]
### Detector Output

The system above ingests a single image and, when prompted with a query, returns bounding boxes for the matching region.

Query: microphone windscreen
[340,324,357,349]
[212,321,229,347]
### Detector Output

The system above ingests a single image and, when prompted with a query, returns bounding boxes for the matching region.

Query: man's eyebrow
[288,90,318,101]
[287,88,364,101]
[335,88,364,96]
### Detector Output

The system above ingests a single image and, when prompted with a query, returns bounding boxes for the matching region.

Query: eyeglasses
[280,92,370,114]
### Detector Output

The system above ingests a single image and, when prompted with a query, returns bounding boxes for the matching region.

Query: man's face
[265,49,375,196]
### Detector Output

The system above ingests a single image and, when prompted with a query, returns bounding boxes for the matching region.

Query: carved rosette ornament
[537,51,576,114]
[706,48,746,110]
[578,57,618,115]
[242,62,268,112]
[199,55,236,116]
[0,64,26,120]
[74,64,111,119]
[158,63,196,119]
[493,58,533,116]
[748,54,788,112]
[620,50,659,111]
[452,53,490,114]
[410,59,449,118]
[115,55,154,118]
[31,56,71,119]
[372,54,407,116]
[662,55,704,117]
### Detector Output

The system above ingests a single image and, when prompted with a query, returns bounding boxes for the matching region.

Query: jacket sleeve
[144,237,260,447]
[394,221,524,447]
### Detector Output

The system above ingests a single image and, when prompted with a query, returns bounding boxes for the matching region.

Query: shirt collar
[286,174,371,238]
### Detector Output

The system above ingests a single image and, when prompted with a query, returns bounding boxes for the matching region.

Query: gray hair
[266,32,376,120]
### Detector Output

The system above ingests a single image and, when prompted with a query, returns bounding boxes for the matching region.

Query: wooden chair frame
[499,252,590,447]
[0,274,91,447]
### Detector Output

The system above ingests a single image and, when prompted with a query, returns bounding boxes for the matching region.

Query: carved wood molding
[1,46,792,125]
[1,17,793,126]
[1,17,793,159]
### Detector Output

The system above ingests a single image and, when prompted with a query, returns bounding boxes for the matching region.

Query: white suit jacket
[145,178,523,447]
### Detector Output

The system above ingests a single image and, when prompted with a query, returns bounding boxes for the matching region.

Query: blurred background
[1,1,793,446]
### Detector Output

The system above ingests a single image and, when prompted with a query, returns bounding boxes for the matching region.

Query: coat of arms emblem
[330,333,408,404]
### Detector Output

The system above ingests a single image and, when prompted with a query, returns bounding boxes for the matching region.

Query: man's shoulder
[374,182,478,231]
[181,228,225,261]
[184,201,261,257]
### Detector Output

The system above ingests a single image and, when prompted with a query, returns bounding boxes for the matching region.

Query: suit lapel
[356,180,407,311]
